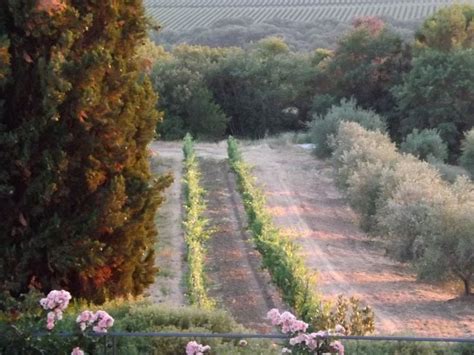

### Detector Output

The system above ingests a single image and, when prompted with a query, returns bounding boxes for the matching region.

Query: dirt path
[242,142,474,337]
[147,143,185,305]
[200,156,285,333]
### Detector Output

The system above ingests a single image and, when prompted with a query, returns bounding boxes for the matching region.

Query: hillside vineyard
[144,0,474,30]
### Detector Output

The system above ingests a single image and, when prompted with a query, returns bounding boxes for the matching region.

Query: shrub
[331,122,474,294]
[152,62,228,140]
[427,157,470,183]
[376,162,451,261]
[346,161,394,232]
[417,177,474,296]
[332,122,397,191]
[182,134,214,309]
[309,94,337,116]
[308,99,386,158]
[400,128,448,162]
[267,308,346,354]
[460,128,474,177]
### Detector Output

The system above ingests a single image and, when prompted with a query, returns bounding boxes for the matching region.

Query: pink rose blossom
[186,341,211,355]
[47,312,55,322]
[278,311,308,334]
[266,308,345,354]
[92,325,101,333]
[39,290,71,312]
[331,340,345,355]
[313,330,328,338]
[77,310,114,333]
[289,333,318,351]
[266,308,281,325]
[76,310,94,324]
[91,310,114,333]
[335,324,345,334]
[71,347,84,355]
[40,290,71,330]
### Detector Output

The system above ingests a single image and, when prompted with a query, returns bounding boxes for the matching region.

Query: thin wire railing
[29,331,474,355]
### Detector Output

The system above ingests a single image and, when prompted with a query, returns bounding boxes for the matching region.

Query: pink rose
[330,341,345,355]
[186,341,211,355]
[71,347,84,355]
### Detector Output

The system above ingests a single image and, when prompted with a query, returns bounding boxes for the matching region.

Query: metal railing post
[112,335,118,355]
[104,334,108,355]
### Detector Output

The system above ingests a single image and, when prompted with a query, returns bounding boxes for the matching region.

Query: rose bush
[268,308,345,355]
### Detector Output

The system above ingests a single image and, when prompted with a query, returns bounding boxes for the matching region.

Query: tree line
[151,5,474,165]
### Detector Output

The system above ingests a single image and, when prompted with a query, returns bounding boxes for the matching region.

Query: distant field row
[144,0,474,30]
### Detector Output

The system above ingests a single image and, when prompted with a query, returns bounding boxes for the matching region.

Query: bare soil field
[200,158,285,333]
[148,141,473,336]
[242,142,474,337]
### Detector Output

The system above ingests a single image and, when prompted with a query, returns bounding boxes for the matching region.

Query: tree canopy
[0,0,171,302]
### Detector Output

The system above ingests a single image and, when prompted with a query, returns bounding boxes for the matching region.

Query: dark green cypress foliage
[0,1,171,302]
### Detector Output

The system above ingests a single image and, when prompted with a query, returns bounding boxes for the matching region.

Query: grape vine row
[144,0,474,30]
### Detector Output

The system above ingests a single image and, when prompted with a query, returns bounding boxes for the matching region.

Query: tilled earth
[200,157,285,333]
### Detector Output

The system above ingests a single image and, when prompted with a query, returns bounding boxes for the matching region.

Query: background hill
[145,0,474,50]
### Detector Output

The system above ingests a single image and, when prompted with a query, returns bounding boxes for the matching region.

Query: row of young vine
[146,0,449,30]
[182,133,214,310]
[226,136,374,334]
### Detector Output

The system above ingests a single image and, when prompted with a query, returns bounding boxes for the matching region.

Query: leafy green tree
[416,4,474,52]
[418,178,474,296]
[151,56,228,140]
[400,128,448,163]
[0,0,171,302]
[253,36,290,57]
[319,17,411,135]
[394,49,474,158]
[308,99,386,158]
[208,44,316,138]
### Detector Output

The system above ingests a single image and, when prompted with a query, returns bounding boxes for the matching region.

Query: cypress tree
[0,0,171,302]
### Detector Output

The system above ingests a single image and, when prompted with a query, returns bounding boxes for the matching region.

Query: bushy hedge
[428,159,470,183]
[182,134,214,309]
[400,128,448,163]
[308,99,386,158]
[227,137,375,334]
[332,122,474,295]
